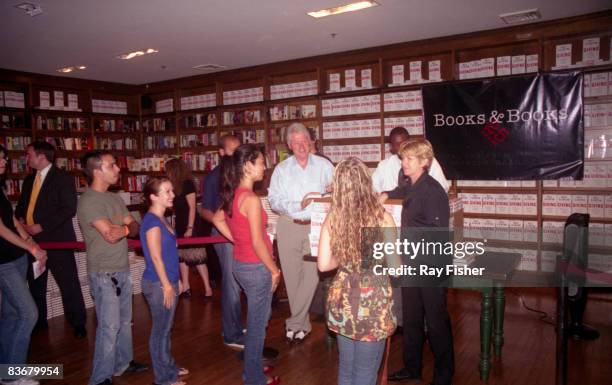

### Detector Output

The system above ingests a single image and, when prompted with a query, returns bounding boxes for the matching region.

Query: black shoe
[263,346,279,360]
[74,325,87,339]
[122,360,149,374]
[388,368,421,382]
[179,289,192,299]
[95,379,112,385]
[569,323,600,340]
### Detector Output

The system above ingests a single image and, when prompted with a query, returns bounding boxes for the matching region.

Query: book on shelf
[3,91,25,109]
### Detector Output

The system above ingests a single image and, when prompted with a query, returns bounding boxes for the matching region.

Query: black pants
[401,287,454,385]
[28,250,86,328]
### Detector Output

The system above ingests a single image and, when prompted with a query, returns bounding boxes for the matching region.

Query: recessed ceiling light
[192,64,227,71]
[117,48,159,60]
[56,65,86,73]
[307,0,379,18]
[14,2,42,17]
[499,9,541,25]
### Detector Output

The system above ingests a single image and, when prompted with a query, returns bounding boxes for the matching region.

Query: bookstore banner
[423,72,583,180]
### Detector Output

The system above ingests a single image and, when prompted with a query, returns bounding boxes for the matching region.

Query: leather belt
[292,219,311,225]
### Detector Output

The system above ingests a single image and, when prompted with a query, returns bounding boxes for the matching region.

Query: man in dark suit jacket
[15,141,87,338]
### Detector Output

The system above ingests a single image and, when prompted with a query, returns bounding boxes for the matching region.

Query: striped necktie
[26,171,42,225]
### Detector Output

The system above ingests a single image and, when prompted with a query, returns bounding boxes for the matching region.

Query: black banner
[423,72,583,180]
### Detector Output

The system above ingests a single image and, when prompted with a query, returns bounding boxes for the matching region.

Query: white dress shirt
[268,154,334,221]
[371,155,449,193]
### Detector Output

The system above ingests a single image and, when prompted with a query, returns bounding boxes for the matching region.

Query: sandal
[266,376,280,385]
[178,367,189,376]
[264,365,274,374]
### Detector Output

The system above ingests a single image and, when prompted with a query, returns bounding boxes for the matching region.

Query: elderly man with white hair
[268,122,334,343]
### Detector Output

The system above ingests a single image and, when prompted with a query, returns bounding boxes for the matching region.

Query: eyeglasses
[110,276,122,296]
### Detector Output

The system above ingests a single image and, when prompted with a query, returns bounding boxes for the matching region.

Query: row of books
[389,60,442,86]
[458,54,538,80]
[267,147,291,165]
[584,103,612,128]
[55,157,82,171]
[180,93,216,111]
[585,129,612,159]
[0,91,26,109]
[5,179,24,196]
[42,136,91,151]
[155,98,174,114]
[268,124,319,144]
[124,175,150,192]
[383,116,424,136]
[223,110,262,126]
[35,116,88,131]
[328,68,373,93]
[270,80,318,100]
[542,194,611,219]
[143,136,177,150]
[94,119,139,132]
[322,119,381,139]
[1,114,26,129]
[584,72,612,98]
[541,221,612,247]
[181,152,220,172]
[181,113,217,128]
[1,136,31,150]
[94,138,138,151]
[322,95,381,117]
[179,133,218,148]
[555,162,611,188]
[458,193,538,215]
[142,118,175,132]
[92,99,128,115]
[224,129,265,144]
[457,180,536,188]
[463,218,538,242]
[384,91,423,112]
[223,87,264,105]
[322,144,382,163]
[553,37,612,69]
[269,104,316,121]
[37,91,80,111]
[9,156,28,173]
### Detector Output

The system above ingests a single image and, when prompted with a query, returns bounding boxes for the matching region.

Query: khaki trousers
[276,215,319,333]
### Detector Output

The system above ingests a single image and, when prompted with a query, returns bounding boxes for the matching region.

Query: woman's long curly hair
[329,157,386,270]
[165,157,192,196]
[220,144,262,217]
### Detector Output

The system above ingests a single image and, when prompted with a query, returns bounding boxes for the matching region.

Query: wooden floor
[29,281,612,385]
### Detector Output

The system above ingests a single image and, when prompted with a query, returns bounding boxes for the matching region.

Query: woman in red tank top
[212,144,281,385]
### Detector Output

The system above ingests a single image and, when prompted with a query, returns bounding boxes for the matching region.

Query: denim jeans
[142,279,179,385]
[212,228,243,344]
[233,261,272,385]
[0,255,38,367]
[336,334,386,385]
[88,271,134,385]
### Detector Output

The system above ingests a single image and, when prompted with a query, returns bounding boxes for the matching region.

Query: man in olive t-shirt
[77,151,148,385]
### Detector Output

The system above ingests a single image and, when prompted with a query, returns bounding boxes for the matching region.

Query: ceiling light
[56,65,87,74]
[499,9,541,25]
[117,48,159,60]
[192,64,227,71]
[14,2,42,17]
[307,1,379,18]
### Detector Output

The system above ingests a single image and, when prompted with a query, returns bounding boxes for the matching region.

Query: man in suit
[15,141,87,338]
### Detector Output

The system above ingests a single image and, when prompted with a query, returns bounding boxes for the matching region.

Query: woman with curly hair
[317,157,399,385]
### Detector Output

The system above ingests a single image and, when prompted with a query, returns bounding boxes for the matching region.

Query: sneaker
[293,330,309,343]
[114,360,149,376]
[285,329,295,343]
[224,340,245,350]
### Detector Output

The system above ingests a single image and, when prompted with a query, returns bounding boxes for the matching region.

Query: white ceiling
[1,0,610,85]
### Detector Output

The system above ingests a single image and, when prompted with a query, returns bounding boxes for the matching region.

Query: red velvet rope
[38,235,228,250]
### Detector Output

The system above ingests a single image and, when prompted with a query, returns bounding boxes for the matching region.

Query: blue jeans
[233,261,273,385]
[0,255,38,367]
[88,271,134,385]
[336,334,386,385]
[213,229,243,344]
[142,279,179,385]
